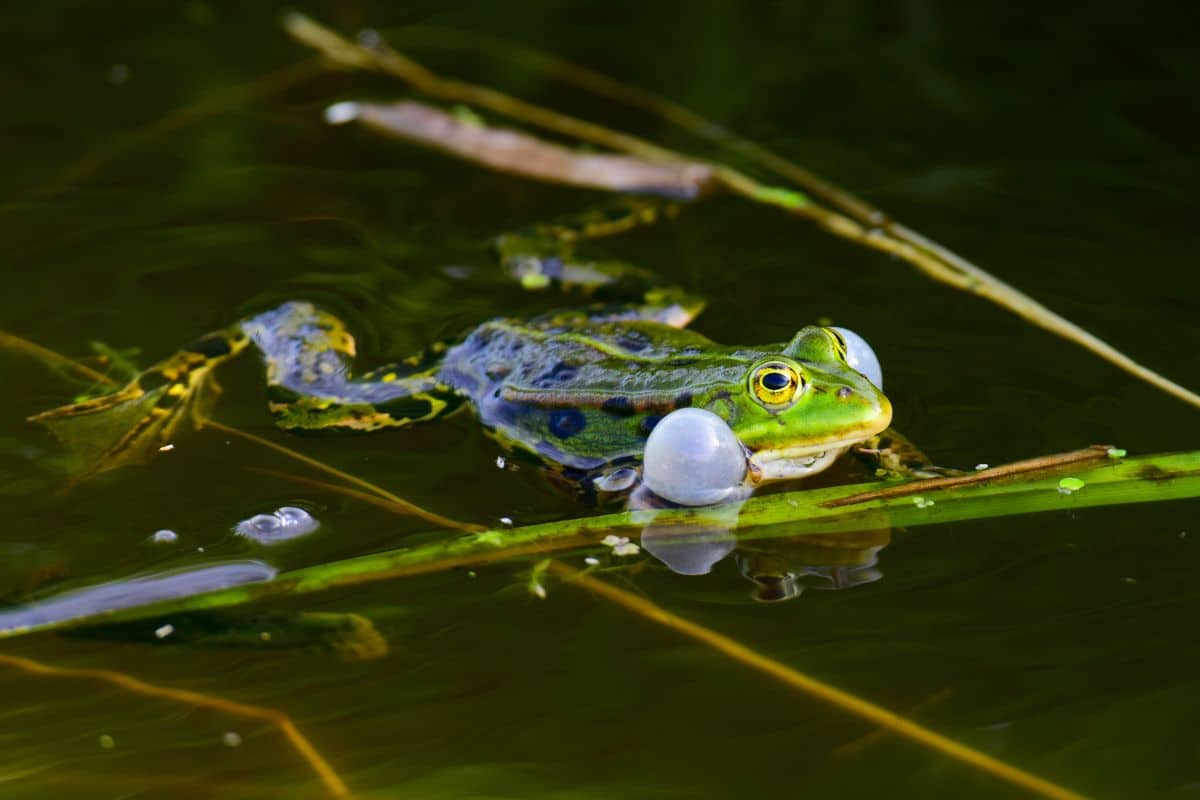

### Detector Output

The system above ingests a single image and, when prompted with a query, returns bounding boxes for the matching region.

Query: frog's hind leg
[496,199,706,329]
[29,328,251,474]
[493,197,675,293]
[243,302,462,432]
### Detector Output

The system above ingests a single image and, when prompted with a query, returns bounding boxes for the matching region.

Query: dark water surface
[2,2,1198,798]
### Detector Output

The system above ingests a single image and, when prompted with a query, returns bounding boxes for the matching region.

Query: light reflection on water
[0,561,277,633]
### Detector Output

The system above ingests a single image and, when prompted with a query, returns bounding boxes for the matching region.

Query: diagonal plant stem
[0,331,117,386]
[283,13,1200,411]
[204,419,482,532]
[14,59,322,203]
[0,652,349,797]
[547,561,1086,800]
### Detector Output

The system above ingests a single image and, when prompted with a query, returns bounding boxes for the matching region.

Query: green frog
[33,201,896,505]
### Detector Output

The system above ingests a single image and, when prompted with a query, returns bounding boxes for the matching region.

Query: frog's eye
[826,326,883,389]
[751,362,804,407]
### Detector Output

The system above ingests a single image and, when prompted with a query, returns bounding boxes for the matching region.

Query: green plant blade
[2,449,1197,639]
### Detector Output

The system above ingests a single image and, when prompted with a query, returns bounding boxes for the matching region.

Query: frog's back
[438,316,764,472]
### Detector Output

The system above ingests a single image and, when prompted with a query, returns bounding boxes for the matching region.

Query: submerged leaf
[71,610,389,661]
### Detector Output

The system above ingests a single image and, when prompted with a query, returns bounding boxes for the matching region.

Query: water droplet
[150,529,178,543]
[222,731,242,748]
[154,623,174,639]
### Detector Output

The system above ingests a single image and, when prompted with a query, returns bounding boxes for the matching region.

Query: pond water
[2,2,1198,798]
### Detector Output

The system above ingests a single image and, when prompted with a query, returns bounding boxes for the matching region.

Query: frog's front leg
[242,302,463,431]
[851,428,963,479]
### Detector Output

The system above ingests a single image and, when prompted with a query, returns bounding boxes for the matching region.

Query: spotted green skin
[40,200,892,497]
[435,313,891,480]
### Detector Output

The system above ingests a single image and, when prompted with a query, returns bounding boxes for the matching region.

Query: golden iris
[751,362,803,406]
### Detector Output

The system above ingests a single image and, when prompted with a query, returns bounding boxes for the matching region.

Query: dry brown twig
[283,12,1200,412]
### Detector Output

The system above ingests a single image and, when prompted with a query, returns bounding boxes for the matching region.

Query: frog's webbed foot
[29,329,248,475]
[243,302,462,432]
[493,199,704,328]
[852,428,965,480]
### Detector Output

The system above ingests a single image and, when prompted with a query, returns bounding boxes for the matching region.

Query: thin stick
[245,466,485,532]
[203,419,476,532]
[19,60,321,202]
[824,444,1115,508]
[830,687,956,759]
[0,652,349,798]
[285,14,1200,411]
[0,331,117,386]
[549,561,1086,800]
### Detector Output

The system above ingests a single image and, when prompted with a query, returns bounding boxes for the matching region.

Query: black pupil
[761,371,792,392]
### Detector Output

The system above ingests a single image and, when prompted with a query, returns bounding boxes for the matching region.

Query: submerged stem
[203,419,481,532]
[0,653,349,798]
[549,561,1086,800]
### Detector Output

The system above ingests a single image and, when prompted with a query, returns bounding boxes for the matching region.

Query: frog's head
[723,326,891,483]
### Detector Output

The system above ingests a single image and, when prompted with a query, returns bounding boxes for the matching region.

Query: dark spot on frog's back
[601,396,635,416]
[673,391,693,408]
[548,408,587,439]
[617,330,650,353]
[535,361,578,386]
[639,415,663,435]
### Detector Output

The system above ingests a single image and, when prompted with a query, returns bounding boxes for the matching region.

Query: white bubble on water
[324,102,360,125]
[235,506,318,544]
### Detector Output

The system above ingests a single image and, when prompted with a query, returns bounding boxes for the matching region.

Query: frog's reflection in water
[734,529,889,601]
[639,512,889,602]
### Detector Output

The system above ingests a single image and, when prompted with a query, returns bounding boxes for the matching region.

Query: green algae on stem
[3,447,1197,640]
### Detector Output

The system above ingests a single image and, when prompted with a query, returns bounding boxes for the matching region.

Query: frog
[32,200,900,505]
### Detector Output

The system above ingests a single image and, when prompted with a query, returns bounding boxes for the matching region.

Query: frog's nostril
[837,386,853,399]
